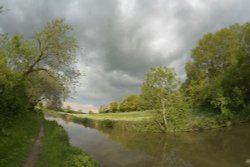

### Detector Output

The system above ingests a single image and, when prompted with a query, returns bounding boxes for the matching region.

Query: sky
[1,0,250,108]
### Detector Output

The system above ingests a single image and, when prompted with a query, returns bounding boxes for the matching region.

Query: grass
[45,107,250,133]
[0,111,42,167]
[69,110,154,121]
[45,110,159,132]
[0,110,98,167]
[36,120,98,167]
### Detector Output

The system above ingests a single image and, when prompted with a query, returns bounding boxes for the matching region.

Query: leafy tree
[186,25,241,82]
[109,101,119,112]
[1,19,80,109]
[184,25,242,107]
[101,95,144,113]
[141,67,179,109]
[119,95,144,112]
[99,105,106,113]
[185,24,247,108]
[184,22,250,120]
[141,67,190,132]
[0,54,28,128]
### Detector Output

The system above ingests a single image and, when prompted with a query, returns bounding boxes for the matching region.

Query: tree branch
[23,38,45,76]
[154,119,166,133]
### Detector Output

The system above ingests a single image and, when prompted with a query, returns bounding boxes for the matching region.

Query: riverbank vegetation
[37,118,98,167]
[0,110,98,167]
[45,109,157,131]
[98,23,250,132]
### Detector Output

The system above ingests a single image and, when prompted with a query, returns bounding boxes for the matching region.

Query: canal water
[45,115,250,167]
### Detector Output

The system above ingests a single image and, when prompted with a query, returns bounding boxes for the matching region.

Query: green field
[45,110,158,132]
[68,110,154,121]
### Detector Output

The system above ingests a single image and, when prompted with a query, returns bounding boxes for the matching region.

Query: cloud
[1,0,250,106]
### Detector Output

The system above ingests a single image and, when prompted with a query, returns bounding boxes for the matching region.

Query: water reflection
[45,115,250,167]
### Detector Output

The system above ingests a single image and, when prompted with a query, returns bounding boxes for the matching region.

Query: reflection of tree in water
[161,150,192,167]
[99,129,192,167]
[99,125,250,167]
[154,136,192,167]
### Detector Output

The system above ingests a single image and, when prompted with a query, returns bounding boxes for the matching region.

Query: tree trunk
[161,99,168,131]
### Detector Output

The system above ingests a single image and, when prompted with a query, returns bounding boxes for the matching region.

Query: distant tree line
[99,95,146,113]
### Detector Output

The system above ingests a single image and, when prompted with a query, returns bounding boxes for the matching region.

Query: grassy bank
[68,110,153,121]
[45,110,158,132]
[45,109,250,132]
[0,110,98,167]
[36,120,98,167]
[0,111,41,167]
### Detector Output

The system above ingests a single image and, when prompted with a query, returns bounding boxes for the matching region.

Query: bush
[0,111,41,167]
[99,119,114,128]
[0,69,28,129]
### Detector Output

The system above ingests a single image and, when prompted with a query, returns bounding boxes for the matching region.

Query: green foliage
[100,95,145,113]
[99,119,114,128]
[141,67,180,109]
[24,19,80,107]
[3,33,35,73]
[0,19,80,113]
[0,65,28,128]
[153,90,191,132]
[186,24,241,82]
[109,101,119,112]
[119,95,144,112]
[0,111,42,167]
[141,67,191,132]
[184,22,250,120]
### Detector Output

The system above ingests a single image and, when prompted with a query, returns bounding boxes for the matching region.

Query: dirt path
[23,126,44,167]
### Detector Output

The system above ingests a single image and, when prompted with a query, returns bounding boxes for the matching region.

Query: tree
[23,19,79,77]
[119,95,143,112]
[184,25,242,106]
[141,67,179,109]
[186,25,241,82]
[1,19,80,109]
[109,101,119,112]
[184,22,250,116]
[141,67,190,132]
[183,24,249,113]
[0,34,29,122]
[99,105,106,113]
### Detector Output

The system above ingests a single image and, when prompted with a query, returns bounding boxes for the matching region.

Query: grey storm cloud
[1,0,250,106]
